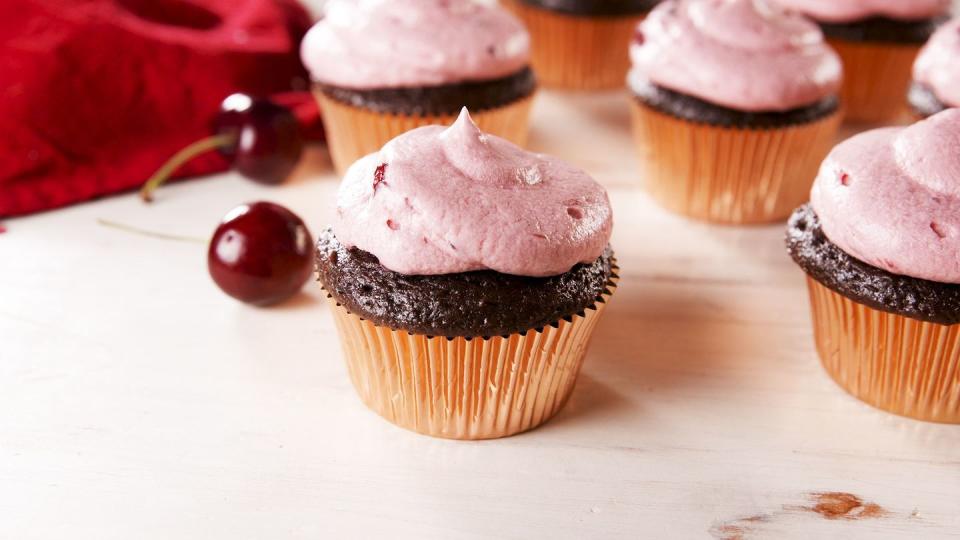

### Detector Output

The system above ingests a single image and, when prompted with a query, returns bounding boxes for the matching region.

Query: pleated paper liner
[316,92,534,175]
[629,100,841,224]
[325,268,618,440]
[828,39,920,124]
[806,276,960,424]
[502,0,643,90]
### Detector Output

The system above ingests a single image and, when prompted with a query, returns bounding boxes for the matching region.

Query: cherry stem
[140,133,236,203]
[96,218,206,244]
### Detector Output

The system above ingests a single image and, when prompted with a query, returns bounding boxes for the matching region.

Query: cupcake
[301,0,536,174]
[316,109,617,439]
[909,18,960,118]
[628,0,843,224]
[786,109,960,423]
[775,0,951,123]
[501,0,663,90]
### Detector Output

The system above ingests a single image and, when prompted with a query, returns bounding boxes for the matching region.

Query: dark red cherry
[214,93,305,184]
[212,93,255,159]
[208,202,314,306]
[141,93,306,201]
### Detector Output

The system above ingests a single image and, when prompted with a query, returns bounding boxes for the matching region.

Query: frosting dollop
[333,109,613,277]
[629,0,842,112]
[914,18,960,108]
[300,0,530,89]
[772,0,949,23]
[810,109,960,284]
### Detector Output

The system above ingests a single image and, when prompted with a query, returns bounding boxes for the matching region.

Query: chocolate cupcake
[786,109,960,424]
[628,0,842,224]
[300,0,537,174]
[774,0,951,123]
[909,18,960,118]
[317,110,617,439]
[501,0,663,90]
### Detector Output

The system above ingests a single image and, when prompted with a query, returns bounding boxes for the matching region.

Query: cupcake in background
[317,109,617,440]
[629,0,842,224]
[909,18,960,118]
[786,109,960,423]
[301,0,536,174]
[775,0,951,124]
[502,0,662,90]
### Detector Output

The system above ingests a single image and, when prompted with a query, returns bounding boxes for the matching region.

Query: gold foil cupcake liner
[807,277,960,424]
[630,100,842,224]
[324,268,618,440]
[828,39,920,124]
[316,92,534,174]
[502,0,644,90]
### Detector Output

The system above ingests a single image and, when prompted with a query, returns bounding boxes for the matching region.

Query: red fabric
[0,0,313,218]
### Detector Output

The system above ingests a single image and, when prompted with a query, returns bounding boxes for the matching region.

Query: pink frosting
[914,18,960,108]
[629,0,842,112]
[810,109,960,284]
[772,0,949,23]
[333,109,613,277]
[300,0,530,89]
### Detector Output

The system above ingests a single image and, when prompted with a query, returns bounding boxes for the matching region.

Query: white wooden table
[2,90,958,539]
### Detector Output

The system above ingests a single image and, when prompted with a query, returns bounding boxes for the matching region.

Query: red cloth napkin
[0,0,313,218]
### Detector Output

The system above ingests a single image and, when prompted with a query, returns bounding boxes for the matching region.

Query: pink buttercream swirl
[811,109,960,284]
[300,0,530,89]
[333,109,613,277]
[914,18,960,108]
[772,0,949,23]
[629,0,842,112]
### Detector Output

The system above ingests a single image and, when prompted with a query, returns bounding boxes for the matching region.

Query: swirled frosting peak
[810,109,960,284]
[772,0,949,23]
[333,109,613,277]
[914,18,960,108]
[300,0,530,89]
[629,0,842,112]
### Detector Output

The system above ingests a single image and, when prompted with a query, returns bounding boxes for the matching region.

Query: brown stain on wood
[711,523,746,540]
[806,492,888,520]
[710,515,768,540]
[711,492,891,539]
